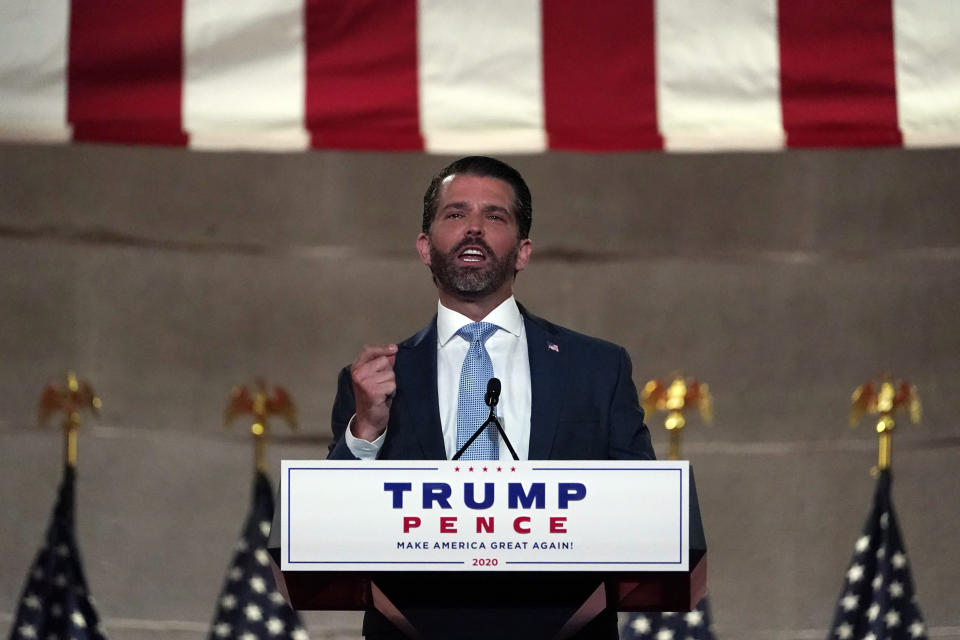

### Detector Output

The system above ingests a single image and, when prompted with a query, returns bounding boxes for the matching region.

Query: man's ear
[514,238,533,272]
[416,233,432,267]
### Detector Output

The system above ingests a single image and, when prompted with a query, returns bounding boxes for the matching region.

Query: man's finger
[352,356,397,385]
[353,344,398,369]
[367,369,396,386]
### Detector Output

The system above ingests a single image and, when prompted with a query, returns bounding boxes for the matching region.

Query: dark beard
[429,237,518,300]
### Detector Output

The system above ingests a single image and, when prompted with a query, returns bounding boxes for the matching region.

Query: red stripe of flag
[306,0,422,150]
[67,1,186,146]
[542,0,661,151]
[778,0,901,147]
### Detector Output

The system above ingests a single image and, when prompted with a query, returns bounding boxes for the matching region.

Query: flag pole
[827,375,929,640]
[65,412,79,467]
[625,373,718,640]
[211,380,308,640]
[14,372,108,640]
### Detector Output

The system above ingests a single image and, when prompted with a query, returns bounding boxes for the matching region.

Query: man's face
[417,174,532,302]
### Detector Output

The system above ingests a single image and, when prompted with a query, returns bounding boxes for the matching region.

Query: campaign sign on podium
[280,460,688,573]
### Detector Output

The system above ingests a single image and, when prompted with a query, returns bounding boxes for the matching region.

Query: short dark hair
[422,156,533,239]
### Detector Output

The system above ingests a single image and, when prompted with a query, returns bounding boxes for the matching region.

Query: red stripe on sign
[67,1,186,146]
[779,0,901,148]
[543,0,662,151]
[306,0,421,150]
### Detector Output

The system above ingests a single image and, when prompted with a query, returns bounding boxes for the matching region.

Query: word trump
[384,481,587,535]
[383,481,587,510]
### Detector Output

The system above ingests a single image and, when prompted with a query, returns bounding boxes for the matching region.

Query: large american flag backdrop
[1,0,958,153]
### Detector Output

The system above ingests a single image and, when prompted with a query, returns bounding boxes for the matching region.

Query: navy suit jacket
[328,305,654,462]
[326,306,654,638]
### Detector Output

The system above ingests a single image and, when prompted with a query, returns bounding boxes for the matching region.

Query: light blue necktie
[456,322,499,460]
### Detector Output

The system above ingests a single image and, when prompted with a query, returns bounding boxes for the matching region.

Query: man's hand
[350,344,398,442]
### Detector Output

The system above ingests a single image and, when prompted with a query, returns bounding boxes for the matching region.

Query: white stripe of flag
[183,0,308,151]
[0,0,71,143]
[418,0,546,154]
[656,0,784,151]
[894,0,960,148]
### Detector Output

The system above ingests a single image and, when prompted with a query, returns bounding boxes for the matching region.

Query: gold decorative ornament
[850,375,921,472]
[641,374,713,460]
[38,371,102,467]
[225,378,297,471]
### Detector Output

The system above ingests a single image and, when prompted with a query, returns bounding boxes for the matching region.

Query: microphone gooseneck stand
[452,377,519,461]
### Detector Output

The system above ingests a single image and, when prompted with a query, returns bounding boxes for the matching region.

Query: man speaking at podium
[327,156,655,639]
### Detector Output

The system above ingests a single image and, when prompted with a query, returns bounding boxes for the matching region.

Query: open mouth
[458,247,487,263]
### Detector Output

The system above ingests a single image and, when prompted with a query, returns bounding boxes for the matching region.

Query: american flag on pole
[7,466,108,640]
[826,470,927,640]
[621,598,716,640]
[1,1,959,153]
[208,471,308,640]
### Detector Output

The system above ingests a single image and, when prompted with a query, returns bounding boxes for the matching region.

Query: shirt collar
[436,296,523,347]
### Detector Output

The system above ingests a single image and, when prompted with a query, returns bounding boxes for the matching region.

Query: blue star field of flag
[621,598,716,640]
[208,471,308,640]
[8,466,107,640]
[827,470,927,640]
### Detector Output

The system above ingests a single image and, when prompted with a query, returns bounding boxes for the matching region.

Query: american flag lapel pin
[547,342,559,352]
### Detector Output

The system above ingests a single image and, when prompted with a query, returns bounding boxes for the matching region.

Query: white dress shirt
[345,296,532,460]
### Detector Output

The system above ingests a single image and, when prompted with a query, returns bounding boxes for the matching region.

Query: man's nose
[464,213,484,234]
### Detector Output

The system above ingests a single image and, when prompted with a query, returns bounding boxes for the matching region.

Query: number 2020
[472,558,499,567]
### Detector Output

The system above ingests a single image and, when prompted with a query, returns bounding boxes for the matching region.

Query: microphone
[484,378,501,408]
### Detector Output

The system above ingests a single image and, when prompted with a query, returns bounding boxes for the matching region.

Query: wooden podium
[269,461,707,640]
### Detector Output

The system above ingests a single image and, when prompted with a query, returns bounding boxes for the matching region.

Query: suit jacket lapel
[522,308,565,460]
[395,318,447,459]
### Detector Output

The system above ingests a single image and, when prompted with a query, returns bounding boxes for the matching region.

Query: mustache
[451,236,496,256]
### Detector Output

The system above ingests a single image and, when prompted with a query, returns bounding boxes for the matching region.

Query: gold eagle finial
[850,374,921,472]
[38,371,102,466]
[225,378,297,470]
[641,373,712,460]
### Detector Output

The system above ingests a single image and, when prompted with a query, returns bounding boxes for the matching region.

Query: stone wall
[2,143,958,639]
